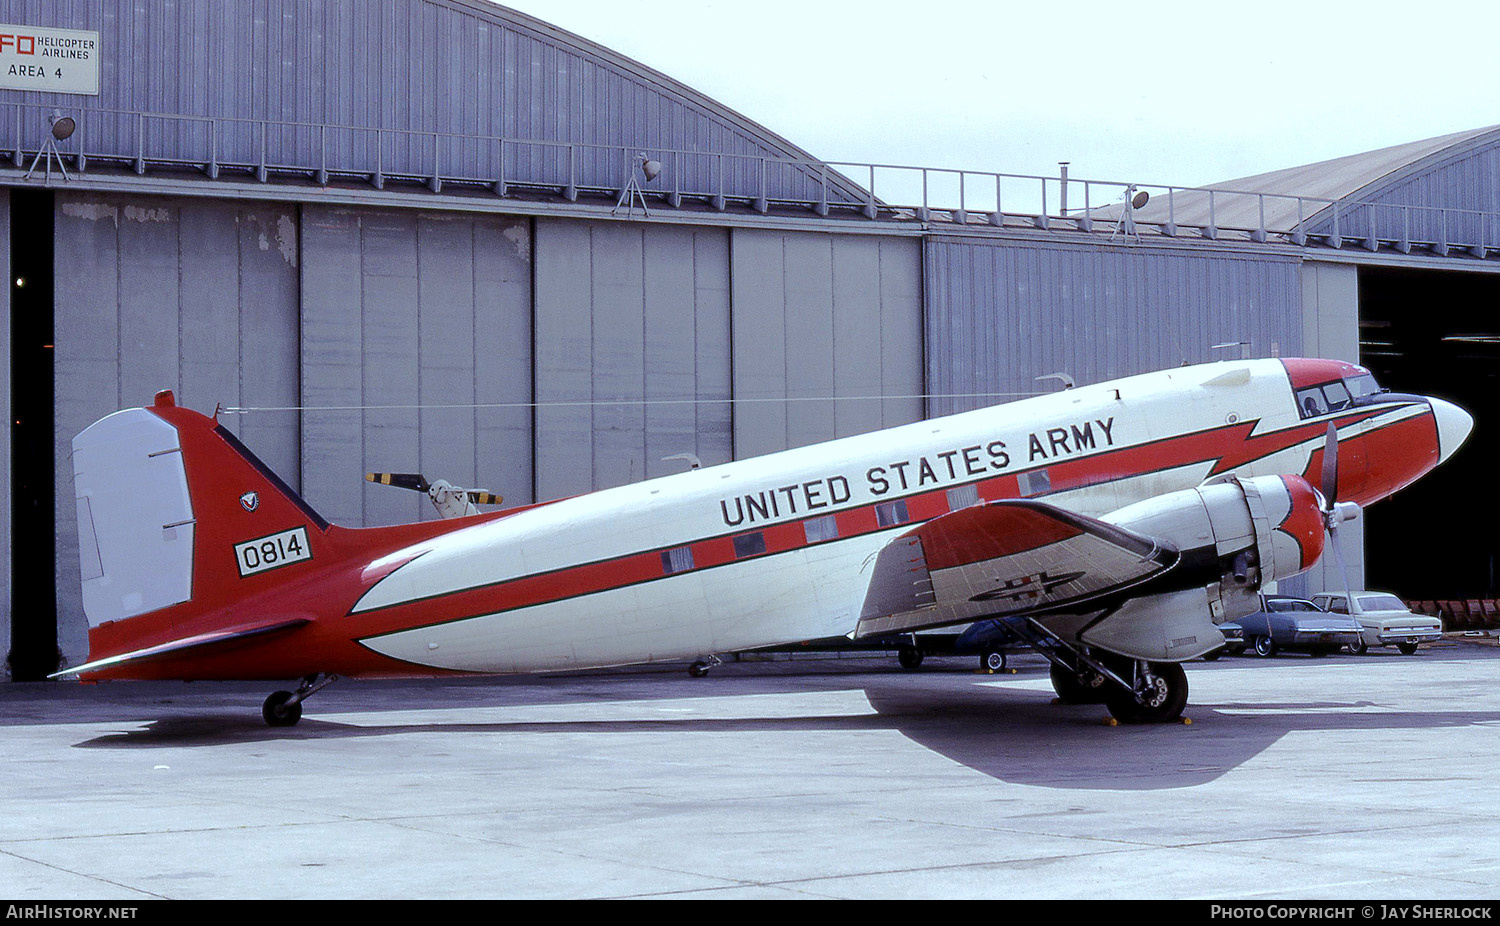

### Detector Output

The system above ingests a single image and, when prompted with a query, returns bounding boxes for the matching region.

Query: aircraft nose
[1429,397,1474,464]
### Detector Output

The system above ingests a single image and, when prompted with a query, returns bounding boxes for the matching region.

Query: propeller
[366,472,503,517]
[1318,424,1361,603]
[367,472,430,493]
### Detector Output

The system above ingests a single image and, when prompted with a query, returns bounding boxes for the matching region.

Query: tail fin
[68,391,332,673]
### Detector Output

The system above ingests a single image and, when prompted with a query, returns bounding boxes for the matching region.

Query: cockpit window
[1297,387,1331,418]
[1296,373,1385,419]
[1345,373,1381,399]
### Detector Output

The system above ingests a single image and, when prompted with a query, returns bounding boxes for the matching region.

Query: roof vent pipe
[1059,162,1070,216]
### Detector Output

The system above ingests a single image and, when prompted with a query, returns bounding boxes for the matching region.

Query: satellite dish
[1131,189,1150,209]
[49,114,75,141]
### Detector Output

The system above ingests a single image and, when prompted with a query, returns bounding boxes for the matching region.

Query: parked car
[1217,595,1362,657]
[1309,591,1443,655]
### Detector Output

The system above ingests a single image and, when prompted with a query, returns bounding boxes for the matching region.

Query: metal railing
[4,99,1497,259]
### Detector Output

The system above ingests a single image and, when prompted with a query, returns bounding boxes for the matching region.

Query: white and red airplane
[57,357,1471,726]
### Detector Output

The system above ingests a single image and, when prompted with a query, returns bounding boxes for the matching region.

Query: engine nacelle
[1035,474,1329,662]
[1103,473,1327,590]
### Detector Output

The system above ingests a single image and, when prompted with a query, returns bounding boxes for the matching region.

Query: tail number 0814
[234,526,313,577]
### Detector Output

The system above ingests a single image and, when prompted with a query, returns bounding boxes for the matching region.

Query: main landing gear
[1005,619,1190,724]
[262,673,339,727]
[1050,655,1188,724]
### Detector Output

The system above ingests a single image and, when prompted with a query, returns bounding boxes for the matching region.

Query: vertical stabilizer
[73,405,195,626]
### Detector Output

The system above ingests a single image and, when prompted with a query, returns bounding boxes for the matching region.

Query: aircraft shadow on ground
[66,667,1500,791]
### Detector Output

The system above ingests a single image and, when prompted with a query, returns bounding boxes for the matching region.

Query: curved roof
[0,0,864,205]
[1131,125,1500,234]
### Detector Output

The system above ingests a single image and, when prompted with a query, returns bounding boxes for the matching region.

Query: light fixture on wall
[615,151,662,217]
[25,110,76,182]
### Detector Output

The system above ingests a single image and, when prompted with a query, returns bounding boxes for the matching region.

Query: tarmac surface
[1,638,1497,900]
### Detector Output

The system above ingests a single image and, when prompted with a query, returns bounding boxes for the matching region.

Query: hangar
[1,0,1494,681]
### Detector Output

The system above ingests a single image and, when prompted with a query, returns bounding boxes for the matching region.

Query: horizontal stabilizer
[49,617,309,679]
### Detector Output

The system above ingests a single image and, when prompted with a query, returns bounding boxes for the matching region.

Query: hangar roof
[1131,125,1500,233]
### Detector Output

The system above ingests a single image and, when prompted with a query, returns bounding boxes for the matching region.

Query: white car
[1310,591,1443,655]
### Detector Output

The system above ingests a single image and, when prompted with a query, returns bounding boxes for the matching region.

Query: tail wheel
[1104,662,1189,724]
[262,690,302,727]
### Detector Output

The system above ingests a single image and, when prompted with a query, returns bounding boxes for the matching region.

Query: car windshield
[1357,594,1407,610]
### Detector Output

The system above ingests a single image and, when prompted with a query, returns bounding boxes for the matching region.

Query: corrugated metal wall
[1304,143,1500,249]
[0,0,845,202]
[924,236,1304,417]
[730,230,924,458]
[51,191,301,666]
[300,205,534,526]
[533,218,732,500]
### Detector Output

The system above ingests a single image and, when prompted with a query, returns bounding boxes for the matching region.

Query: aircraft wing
[856,500,1179,638]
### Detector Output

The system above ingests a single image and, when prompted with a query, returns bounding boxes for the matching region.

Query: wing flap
[857,500,1177,637]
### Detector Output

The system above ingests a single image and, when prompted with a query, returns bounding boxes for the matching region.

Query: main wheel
[1104,662,1189,724]
[262,690,303,727]
[897,646,924,670]
[1050,663,1108,704]
[1253,635,1277,657]
[981,650,1006,672]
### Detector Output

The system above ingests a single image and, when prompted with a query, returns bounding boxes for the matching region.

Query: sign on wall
[0,23,99,95]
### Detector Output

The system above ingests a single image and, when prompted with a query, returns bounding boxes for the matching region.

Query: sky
[493,0,1500,193]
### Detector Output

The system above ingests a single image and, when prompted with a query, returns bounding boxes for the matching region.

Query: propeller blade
[466,490,503,506]
[1320,423,1338,508]
[1328,517,1357,608]
[366,472,430,493]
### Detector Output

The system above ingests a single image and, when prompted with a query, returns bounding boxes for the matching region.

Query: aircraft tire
[262,690,303,727]
[897,646,924,671]
[982,650,1006,672]
[1049,663,1107,704]
[1104,662,1188,724]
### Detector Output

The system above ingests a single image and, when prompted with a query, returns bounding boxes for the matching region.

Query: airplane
[55,357,1472,726]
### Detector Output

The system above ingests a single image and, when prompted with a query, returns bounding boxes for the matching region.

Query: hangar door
[50,193,301,670]
[300,206,535,526]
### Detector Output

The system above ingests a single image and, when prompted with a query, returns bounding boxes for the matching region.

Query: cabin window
[946,484,980,510]
[875,500,909,527]
[661,546,694,575]
[804,515,839,543]
[1019,468,1051,497]
[732,532,766,558]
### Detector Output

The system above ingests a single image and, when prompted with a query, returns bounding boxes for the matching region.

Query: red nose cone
[1278,475,1326,570]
